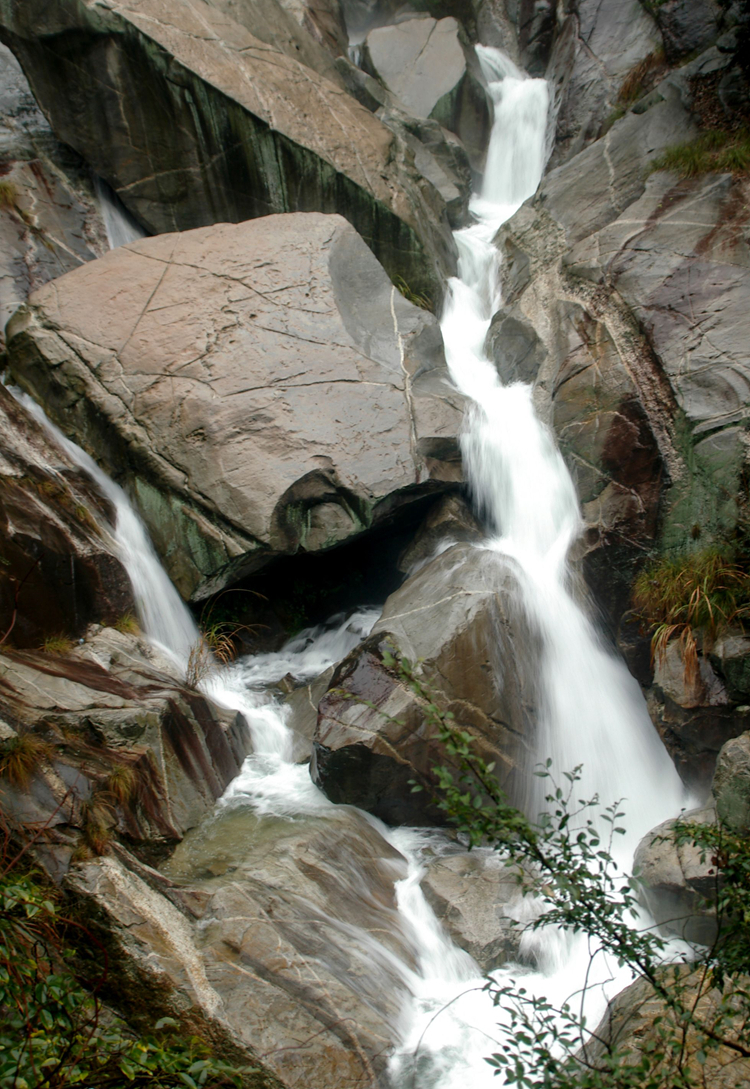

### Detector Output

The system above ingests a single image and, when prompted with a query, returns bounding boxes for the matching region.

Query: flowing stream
[10,46,692,1089]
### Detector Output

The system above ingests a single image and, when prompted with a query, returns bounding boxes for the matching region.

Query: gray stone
[7,214,464,601]
[712,731,750,833]
[546,0,662,167]
[0,0,456,301]
[653,0,721,63]
[634,805,719,946]
[421,848,525,970]
[486,308,548,385]
[362,16,491,168]
[312,543,540,824]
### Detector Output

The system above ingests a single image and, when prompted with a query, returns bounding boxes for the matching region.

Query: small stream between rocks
[11,46,694,1089]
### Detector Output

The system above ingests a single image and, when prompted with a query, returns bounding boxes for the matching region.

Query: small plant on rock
[632,547,750,684]
[0,734,52,789]
[41,634,75,656]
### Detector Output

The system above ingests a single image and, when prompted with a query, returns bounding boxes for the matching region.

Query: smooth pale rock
[0,43,108,344]
[7,214,463,601]
[275,0,349,56]
[712,731,750,834]
[157,803,415,1087]
[0,383,133,647]
[312,543,540,824]
[421,848,524,971]
[0,628,251,856]
[634,806,719,945]
[0,0,456,300]
[362,16,491,167]
[206,0,347,75]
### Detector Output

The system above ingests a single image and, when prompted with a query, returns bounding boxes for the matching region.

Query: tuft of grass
[393,275,432,312]
[184,639,214,689]
[114,612,140,636]
[103,764,137,806]
[650,130,750,177]
[0,733,52,788]
[79,797,113,856]
[41,633,75,655]
[0,180,17,211]
[633,548,750,684]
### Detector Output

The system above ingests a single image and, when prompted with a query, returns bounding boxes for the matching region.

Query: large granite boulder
[69,802,416,1089]
[420,846,525,970]
[0,0,455,300]
[712,730,750,834]
[7,213,463,601]
[312,543,540,824]
[0,383,133,648]
[362,15,491,168]
[0,43,108,345]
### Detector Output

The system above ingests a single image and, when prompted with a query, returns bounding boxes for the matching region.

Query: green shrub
[0,829,249,1088]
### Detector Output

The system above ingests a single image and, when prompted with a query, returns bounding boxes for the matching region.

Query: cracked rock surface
[6,213,463,600]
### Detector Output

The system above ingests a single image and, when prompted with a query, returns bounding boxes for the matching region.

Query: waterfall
[93,175,148,249]
[8,45,691,1087]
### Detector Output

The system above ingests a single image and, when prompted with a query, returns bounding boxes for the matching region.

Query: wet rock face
[6,214,463,602]
[312,543,540,824]
[0,0,455,301]
[0,43,108,346]
[362,16,491,169]
[70,804,415,1089]
[711,730,750,834]
[0,627,251,866]
[0,384,133,648]
[421,847,525,970]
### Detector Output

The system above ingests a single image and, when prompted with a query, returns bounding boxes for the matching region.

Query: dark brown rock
[0,383,133,648]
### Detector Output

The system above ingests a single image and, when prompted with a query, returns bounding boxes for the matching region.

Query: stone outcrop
[362,16,491,168]
[0,625,251,869]
[546,0,663,168]
[0,43,108,345]
[0,0,456,300]
[69,801,416,1089]
[6,213,463,601]
[0,383,133,648]
[312,543,540,824]
[711,729,750,834]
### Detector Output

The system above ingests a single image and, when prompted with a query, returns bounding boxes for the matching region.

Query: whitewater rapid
[8,45,691,1089]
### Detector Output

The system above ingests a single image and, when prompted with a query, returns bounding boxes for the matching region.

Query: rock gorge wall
[1,0,750,1086]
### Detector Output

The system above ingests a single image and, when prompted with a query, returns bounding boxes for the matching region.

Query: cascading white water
[9,47,692,1087]
[93,176,148,249]
[386,47,691,1089]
